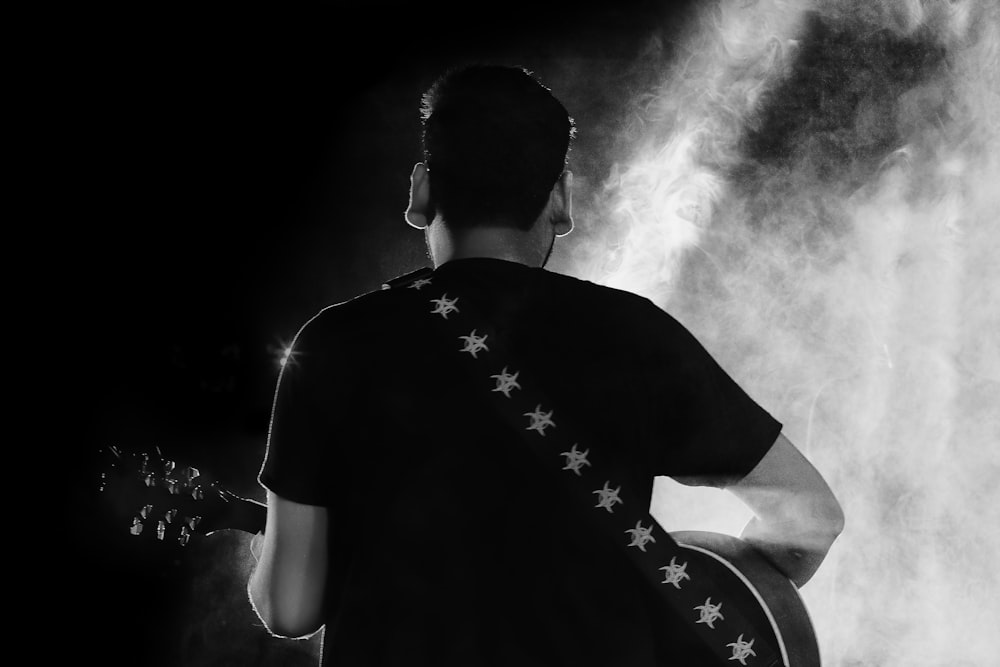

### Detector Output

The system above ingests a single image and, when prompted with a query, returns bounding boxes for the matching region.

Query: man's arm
[726,432,844,588]
[248,491,329,638]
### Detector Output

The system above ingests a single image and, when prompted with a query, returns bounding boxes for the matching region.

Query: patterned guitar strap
[384,267,783,667]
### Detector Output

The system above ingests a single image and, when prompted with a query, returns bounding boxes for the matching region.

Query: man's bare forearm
[726,433,844,587]
[740,514,842,588]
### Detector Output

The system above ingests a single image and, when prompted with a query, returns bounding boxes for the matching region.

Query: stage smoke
[559,1,1000,664]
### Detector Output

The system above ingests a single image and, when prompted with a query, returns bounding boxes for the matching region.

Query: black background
[49,2,696,664]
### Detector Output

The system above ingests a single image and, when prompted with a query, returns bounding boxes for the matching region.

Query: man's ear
[405,163,432,230]
[550,170,574,237]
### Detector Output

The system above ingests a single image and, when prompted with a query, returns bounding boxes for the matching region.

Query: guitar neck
[211,495,267,536]
[101,446,268,543]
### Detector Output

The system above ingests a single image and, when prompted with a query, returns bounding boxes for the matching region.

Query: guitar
[100,446,820,666]
[666,531,821,665]
[99,445,266,546]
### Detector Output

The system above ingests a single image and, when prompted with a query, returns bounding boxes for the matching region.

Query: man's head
[405,65,576,258]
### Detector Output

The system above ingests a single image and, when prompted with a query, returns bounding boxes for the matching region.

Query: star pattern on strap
[459,329,489,358]
[659,557,691,589]
[694,597,725,629]
[624,520,656,552]
[430,294,460,319]
[410,283,771,666]
[727,634,756,665]
[523,404,556,436]
[409,278,433,290]
[560,444,591,476]
[593,481,623,513]
[489,366,521,398]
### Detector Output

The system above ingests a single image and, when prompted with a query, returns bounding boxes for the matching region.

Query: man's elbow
[820,496,845,542]
[825,497,846,536]
[249,575,324,639]
[798,493,845,550]
[760,488,845,553]
[264,614,324,640]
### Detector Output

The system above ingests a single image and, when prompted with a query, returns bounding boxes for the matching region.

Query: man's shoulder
[295,268,450,344]
[543,269,650,302]
[541,271,702,350]
[535,269,666,323]
[297,266,668,340]
[299,284,411,334]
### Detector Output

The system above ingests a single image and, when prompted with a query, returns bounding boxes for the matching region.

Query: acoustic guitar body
[667,531,821,667]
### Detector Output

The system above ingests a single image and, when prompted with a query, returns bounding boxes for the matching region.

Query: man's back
[260,257,782,665]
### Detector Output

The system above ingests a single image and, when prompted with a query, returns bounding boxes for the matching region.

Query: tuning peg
[139,453,151,475]
[178,526,191,546]
[164,460,176,475]
[166,479,181,495]
[130,517,144,536]
[185,516,202,531]
[139,504,153,519]
[144,474,156,488]
[164,509,178,524]
[191,485,204,501]
[183,466,200,483]
[156,520,166,541]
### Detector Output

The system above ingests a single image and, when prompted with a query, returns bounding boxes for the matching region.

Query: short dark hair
[420,65,575,231]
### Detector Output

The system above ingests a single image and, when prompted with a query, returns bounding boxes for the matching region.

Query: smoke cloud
[553,0,1000,664]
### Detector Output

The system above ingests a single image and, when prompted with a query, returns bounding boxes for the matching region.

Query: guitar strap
[384,267,782,666]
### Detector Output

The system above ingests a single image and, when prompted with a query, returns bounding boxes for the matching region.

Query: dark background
[52,2,696,664]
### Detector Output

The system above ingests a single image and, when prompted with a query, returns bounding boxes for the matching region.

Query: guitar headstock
[99,445,266,547]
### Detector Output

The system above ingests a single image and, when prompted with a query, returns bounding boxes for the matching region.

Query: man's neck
[426,220,551,268]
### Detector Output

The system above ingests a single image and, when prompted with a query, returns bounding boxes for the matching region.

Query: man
[248,65,843,665]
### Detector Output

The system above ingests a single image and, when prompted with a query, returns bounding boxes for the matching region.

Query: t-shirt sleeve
[638,298,782,487]
[258,306,356,506]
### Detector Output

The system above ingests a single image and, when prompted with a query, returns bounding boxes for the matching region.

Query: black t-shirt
[259,257,782,666]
